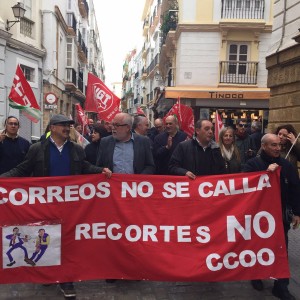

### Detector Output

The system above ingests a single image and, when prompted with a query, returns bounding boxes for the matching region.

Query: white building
[0,0,45,140]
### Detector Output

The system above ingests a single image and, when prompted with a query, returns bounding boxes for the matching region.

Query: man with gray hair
[132,115,150,136]
[243,133,300,300]
[96,112,155,175]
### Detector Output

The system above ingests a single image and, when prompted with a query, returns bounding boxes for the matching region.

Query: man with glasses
[1,114,109,298]
[96,112,155,175]
[0,116,31,174]
[96,112,155,283]
[235,119,256,168]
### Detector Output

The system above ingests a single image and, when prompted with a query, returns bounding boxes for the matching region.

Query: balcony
[65,68,77,90]
[77,31,88,62]
[221,0,265,19]
[20,18,34,37]
[219,61,258,85]
[145,54,159,76]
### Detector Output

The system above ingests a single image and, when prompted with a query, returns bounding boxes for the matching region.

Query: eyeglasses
[111,123,128,128]
[7,122,19,126]
[238,124,248,128]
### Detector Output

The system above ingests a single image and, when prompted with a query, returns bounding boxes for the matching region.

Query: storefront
[156,86,269,131]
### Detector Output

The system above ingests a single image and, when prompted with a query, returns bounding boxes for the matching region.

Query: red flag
[8,65,41,123]
[215,110,224,142]
[163,99,194,138]
[136,106,145,116]
[85,73,120,122]
[75,104,88,134]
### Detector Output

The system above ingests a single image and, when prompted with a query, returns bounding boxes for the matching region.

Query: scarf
[221,145,234,161]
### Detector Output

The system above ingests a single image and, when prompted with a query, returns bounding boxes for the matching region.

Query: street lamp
[6,2,26,31]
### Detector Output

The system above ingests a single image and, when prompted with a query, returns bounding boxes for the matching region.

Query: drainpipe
[275,0,287,64]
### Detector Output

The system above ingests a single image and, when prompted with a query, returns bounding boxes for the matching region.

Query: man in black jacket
[1,114,110,298]
[153,115,187,175]
[243,133,300,300]
[0,116,31,174]
[169,119,226,178]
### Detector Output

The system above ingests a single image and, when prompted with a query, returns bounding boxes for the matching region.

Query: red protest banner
[0,170,289,284]
[85,73,120,122]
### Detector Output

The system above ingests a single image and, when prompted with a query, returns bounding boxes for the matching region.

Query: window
[228,44,248,75]
[66,38,73,67]
[20,64,35,82]
[24,0,32,19]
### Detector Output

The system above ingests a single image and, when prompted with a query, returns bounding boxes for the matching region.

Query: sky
[94,0,146,87]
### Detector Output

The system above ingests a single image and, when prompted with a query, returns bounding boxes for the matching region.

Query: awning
[165,86,270,100]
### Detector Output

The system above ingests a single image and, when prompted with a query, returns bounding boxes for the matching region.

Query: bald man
[153,115,187,175]
[243,133,300,300]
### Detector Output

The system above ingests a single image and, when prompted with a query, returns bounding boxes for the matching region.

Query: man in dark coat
[96,112,155,175]
[243,133,300,300]
[169,119,226,178]
[153,115,187,175]
[0,116,31,174]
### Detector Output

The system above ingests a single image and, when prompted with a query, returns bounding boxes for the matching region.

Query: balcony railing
[221,0,265,19]
[219,61,258,85]
[20,18,34,37]
[145,54,159,75]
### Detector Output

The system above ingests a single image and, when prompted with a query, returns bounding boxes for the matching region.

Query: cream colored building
[141,0,274,127]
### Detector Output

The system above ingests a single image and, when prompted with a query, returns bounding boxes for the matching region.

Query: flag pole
[285,132,300,160]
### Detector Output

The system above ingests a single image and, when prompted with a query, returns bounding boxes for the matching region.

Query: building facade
[139,0,274,128]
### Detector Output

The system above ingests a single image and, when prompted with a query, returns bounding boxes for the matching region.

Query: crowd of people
[0,112,300,300]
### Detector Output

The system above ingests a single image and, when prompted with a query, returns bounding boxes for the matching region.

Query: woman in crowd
[84,124,107,165]
[275,124,300,172]
[218,127,241,173]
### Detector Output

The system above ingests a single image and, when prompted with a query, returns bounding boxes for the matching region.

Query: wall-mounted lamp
[141,86,146,92]
[6,2,26,31]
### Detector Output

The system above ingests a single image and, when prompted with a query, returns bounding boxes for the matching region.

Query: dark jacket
[242,150,300,219]
[153,131,187,175]
[84,141,100,165]
[0,136,31,174]
[169,137,226,176]
[0,138,102,177]
[235,134,256,168]
[96,133,155,174]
